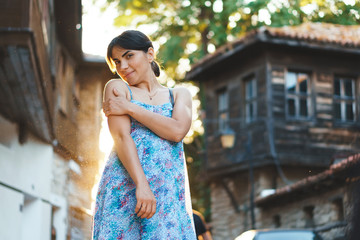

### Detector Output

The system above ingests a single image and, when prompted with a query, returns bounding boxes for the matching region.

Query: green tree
[103,0,359,80]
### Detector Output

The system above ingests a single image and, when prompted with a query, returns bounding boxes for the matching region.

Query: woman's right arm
[105,80,156,219]
[103,86,192,142]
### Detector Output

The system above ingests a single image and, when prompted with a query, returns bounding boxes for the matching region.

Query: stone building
[185,22,360,240]
[0,0,112,239]
[256,154,360,240]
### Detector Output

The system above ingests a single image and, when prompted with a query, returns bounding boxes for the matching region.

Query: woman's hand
[135,182,157,219]
[103,88,129,117]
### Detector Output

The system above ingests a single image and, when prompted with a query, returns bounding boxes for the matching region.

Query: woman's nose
[120,61,128,69]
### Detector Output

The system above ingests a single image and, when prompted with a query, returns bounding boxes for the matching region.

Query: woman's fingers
[141,203,151,219]
[113,88,120,97]
[103,87,126,116]
[135,201,142,215]
[135,183,156,218]
[136,202,148,218]
[102,100,114,117]
[135,198,156,219]
[103,99,117,116]
[102,102,108,116]
[143,201,156,219]
[147,202,156,219]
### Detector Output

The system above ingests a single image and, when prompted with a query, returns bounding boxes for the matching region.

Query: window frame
[285,70,312,120]
[244,75,257,124]
[217,88,229,132]
[333,76,357,123]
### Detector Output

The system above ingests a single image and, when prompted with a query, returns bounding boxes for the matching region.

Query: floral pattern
[93,96,196,240]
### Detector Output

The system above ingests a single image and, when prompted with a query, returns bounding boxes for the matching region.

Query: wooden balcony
[0,28,53,142]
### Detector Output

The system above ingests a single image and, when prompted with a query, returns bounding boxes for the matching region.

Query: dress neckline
[131,99,173,107]
[126,84,175,107]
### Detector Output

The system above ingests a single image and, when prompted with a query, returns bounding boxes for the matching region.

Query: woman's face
[111,46,153,85]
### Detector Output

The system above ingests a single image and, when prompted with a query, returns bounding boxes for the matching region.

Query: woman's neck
[135,74,162,93]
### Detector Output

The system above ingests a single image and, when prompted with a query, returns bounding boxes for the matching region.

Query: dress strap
[169,88,175,107]
[125,83,133,100]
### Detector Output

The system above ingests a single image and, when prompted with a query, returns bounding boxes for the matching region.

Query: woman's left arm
[104,87,192,142]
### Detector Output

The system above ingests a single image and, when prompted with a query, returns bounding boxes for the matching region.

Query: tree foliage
[103,0,360,80]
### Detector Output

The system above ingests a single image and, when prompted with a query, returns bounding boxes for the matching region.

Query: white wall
[0,115,68,240]
[0,115,52,201]
[0,185,24,240]
[21,197,52,240]
[51,194,68,240]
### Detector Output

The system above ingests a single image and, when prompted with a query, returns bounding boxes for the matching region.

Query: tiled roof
[265,22,360,48]
[255,153,360,206]
[187,22,360,78]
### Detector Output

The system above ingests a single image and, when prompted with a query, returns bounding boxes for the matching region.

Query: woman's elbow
[171,134,184,143]
[170,127,189,143]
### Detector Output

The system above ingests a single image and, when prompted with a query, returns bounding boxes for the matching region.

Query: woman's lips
[125,71,134,79]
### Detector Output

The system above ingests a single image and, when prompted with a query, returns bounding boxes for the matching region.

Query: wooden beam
[220,179,240,213]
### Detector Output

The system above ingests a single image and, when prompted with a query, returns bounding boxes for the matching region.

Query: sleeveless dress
[93,87,196,240]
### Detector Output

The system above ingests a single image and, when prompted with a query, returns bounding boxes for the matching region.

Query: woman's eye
[114,60,120,65]
[127,54,133,59]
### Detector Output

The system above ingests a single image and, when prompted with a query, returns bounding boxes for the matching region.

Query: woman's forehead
[111,46,128,55]
[111,46,141,57]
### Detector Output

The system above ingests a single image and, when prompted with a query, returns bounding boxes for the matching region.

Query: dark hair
[106,30,160,77]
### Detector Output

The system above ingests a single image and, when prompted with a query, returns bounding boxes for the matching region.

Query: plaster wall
[0,185,24,240]
[0,115,69,240]
[0,115,52,201]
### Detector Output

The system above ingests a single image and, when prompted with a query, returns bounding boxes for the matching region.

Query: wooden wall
[203,50,273,174]
[202,43,360,176]
[267,47,360,167]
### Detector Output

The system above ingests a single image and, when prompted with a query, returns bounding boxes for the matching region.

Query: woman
[93,30,196,239]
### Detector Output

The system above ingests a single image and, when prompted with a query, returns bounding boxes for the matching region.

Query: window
[303,205,315,228]
[218,89,229,132]
[332,198,344,221]
[334,76,356,122]
[286,71,311,119]
[245,76,257,123]
[273,215,281,228]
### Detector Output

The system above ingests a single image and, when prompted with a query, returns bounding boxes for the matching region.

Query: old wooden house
[185,22,360,240]
[0,0,112,239]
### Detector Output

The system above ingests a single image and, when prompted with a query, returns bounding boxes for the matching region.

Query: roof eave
[255,154,360,208]
[185,32,360,81]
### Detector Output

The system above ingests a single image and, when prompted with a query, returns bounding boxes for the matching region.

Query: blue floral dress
[93,87,196,240]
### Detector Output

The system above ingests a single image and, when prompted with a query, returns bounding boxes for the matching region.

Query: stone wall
[257,188,348,240]
[210,180,243,240]
[209,165,352,240]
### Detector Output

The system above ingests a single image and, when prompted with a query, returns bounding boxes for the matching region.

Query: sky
[82,0,122,57]
[82,0,158,57]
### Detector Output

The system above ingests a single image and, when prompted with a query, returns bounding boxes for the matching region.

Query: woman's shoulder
[172,86,190,93]
[172,86,191,98]
[104,79,128,90]
[103,78,130,100]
